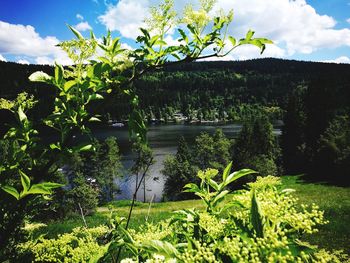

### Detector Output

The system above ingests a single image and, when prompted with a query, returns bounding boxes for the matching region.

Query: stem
[116,157,153,262]
[145,194,155,222]
[143,176,146,203]
[78,202,88,228]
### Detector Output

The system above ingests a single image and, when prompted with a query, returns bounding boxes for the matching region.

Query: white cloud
[98,0,148,39]
[229,44,286,61]
[17,59,30,64]
[74,21,92,32]
[35,56,53,65]
[121,43,133,50]
[0,54,6,61]
[0,21,73,65]
[322,56,350,64]
[213,0,350,56]
[76,14,84,21]
[98,0,350,59]
[0,21,61,57]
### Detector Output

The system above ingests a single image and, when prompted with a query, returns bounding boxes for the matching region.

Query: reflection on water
[93,123,282,202]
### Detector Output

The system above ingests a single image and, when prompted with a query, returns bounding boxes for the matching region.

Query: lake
[93,123,282,202]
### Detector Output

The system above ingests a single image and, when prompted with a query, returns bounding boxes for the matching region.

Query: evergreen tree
[131,141,154,202]
[311,115,350,185]
[211,129,232,171]
[162,137,197,200]
[281,86,307,173]
[232,115,280,177]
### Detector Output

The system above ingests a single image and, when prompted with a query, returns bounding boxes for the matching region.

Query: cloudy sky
[0,0,349,65]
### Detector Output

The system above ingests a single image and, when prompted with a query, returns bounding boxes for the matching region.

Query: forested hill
[1,58,350,121]
[160,58,350,75]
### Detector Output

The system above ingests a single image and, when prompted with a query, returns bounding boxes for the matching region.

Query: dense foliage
[282,77,350,185]
[16,166,348,262]
[162,130,232,200]
[1,59,349,124]
[0,0,274,259]
[232,115,281,177]
[17,225,109,262]
[163,115,281,200]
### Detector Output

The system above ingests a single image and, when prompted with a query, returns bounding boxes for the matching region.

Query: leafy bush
[64,174,99,216]
[244,154,278,176]
[232,115,281,183]
[105,164,347,262]
[311,114,350,184]
[17,226,108,262]
[17,165,348,262]
[163,131,232,200]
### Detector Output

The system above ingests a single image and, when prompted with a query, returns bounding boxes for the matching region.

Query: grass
[281,175,350,254]
[38,176,350,254]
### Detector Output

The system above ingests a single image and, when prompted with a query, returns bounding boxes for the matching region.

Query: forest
[1,0,350,262]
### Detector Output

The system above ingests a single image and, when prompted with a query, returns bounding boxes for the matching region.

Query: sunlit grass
[282,175,350,254]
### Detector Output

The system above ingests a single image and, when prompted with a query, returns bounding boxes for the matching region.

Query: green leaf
[246,30,254,40]
[26,182,62,196]
[141,240,179,257]
[2,185,20,200]
[89,116,101,122]
[20,144,27,151]
[178,29,188,43]
[18,106,27,122]
[212,190,229,207]
[208,179,219,191]
[54,63,64,85]
[88,93,104,101]
[63,80,76,92]
[251,189,264,238]
[222,161,232,181]
[19,170,30,193]
[29,71,53,83]
[68,25,84,40]
[49,143,61,150]
[228,36,236,46]
[139,28,150,40]
[38,182,64,189]
[26,184,51,195]
[183,183,200,193]
[224,168,256,187]
[111,37,120,53]
[75,144,93,152]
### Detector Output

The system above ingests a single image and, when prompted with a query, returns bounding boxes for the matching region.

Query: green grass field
[40,176,350,254]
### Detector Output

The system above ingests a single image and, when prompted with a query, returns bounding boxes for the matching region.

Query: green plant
[0,0,273,258]
[17,226,109,262]
[232,114,281,181]
[105,163,344,262]
[65,174,99,216]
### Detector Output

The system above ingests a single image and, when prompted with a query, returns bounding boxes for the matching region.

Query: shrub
[245,154,278,176]
[105,164,347,262]
[17,226,109,262]
[64,174,99,215]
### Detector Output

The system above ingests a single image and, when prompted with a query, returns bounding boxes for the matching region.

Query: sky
[0,0,349,65]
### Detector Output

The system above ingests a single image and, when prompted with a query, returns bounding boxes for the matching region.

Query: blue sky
[0,0,349,65]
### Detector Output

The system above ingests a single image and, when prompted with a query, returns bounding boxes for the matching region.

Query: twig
[78,202,88,228]
[116,157,153,262]
[145,194,155,222]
